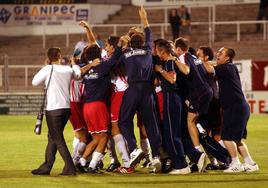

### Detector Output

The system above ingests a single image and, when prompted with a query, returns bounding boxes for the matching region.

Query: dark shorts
[221,101,250,141]
[188,89,213,115]
[242,127,247,139]
[197,98,222,132]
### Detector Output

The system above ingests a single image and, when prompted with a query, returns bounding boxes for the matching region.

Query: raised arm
[139,6,152,50]
[79,20,99,47]
[139,6,149,28]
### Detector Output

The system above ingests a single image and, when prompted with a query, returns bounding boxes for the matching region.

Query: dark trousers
[38,108,75,174]
[162,91,187,169]
[200,135,231,164]
[119,83,161,157]
[171,26,180,41]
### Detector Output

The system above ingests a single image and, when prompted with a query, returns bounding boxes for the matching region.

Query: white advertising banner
[0,4,121,36]
[245,91,268,114]
[234,59,252,92]
[0,4,90,26]
[132,0,258,7]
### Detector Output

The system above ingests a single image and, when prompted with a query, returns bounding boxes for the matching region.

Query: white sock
[114,134,131,168]
[140,138,151,155]
[73,141,86,162]
[231,156,241,165]
[195,145,202,152]
[244,156,255,165]
[72,137,80,156]
[88,152,103,169]
[196,123,206,134]
[140,138,152,162]
[107,138,119,164]
[218,140,226,148]
[77,142,86,155]
[79,157,87,166]
[73,137,79,149]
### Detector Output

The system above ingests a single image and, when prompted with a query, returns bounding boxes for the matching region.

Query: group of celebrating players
[32,6,259,176]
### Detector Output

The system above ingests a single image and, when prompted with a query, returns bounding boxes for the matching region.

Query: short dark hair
[174,37,189,51]
[107,36,120,48]
[154,38,164,45]
[156,39,173,54]
[153,38,165,50]
[199,46,214,60]
[188,47,197,56]
[85,44,102,61]
[225,47,236,60]
[47,47,61,63]
[130,33,144,49]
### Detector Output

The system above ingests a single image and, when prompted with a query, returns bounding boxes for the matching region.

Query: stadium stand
[0,2,267,114]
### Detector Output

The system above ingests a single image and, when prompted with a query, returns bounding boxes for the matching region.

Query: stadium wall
[0,60,267,115]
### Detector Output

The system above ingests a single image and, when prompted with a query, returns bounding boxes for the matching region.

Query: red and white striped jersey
[70,79,85,102]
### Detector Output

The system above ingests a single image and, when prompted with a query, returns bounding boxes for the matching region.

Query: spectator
[180,5,191,41]
[169,9,181,41]
[95,33,105,48]
[74,35,87,53]
[60,57,70,65]
[256,0,268,32]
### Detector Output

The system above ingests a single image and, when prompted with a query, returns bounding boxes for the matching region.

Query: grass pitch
[0,115,268,188]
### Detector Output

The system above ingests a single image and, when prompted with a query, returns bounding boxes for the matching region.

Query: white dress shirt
[32,64,81,111]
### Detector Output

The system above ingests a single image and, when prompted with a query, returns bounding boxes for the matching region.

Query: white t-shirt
[155,85,162,93]
[32,64,81,111]
[178,53,187,65]
[111,76,128,92]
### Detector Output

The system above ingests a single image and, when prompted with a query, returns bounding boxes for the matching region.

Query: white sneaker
[223,163,245,173]
[152,157,162,173]
[244,163,259,172]
[130,148,145,167]
[197,152,207,173]
[169,166,191,175]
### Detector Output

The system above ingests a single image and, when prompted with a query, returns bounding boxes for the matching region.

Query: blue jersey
[119,27,153,83]
[183,52,212,105]
[159,60,179,92]
[215,61,245,109]
[83,48,122,103]
[207,73,219,99]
